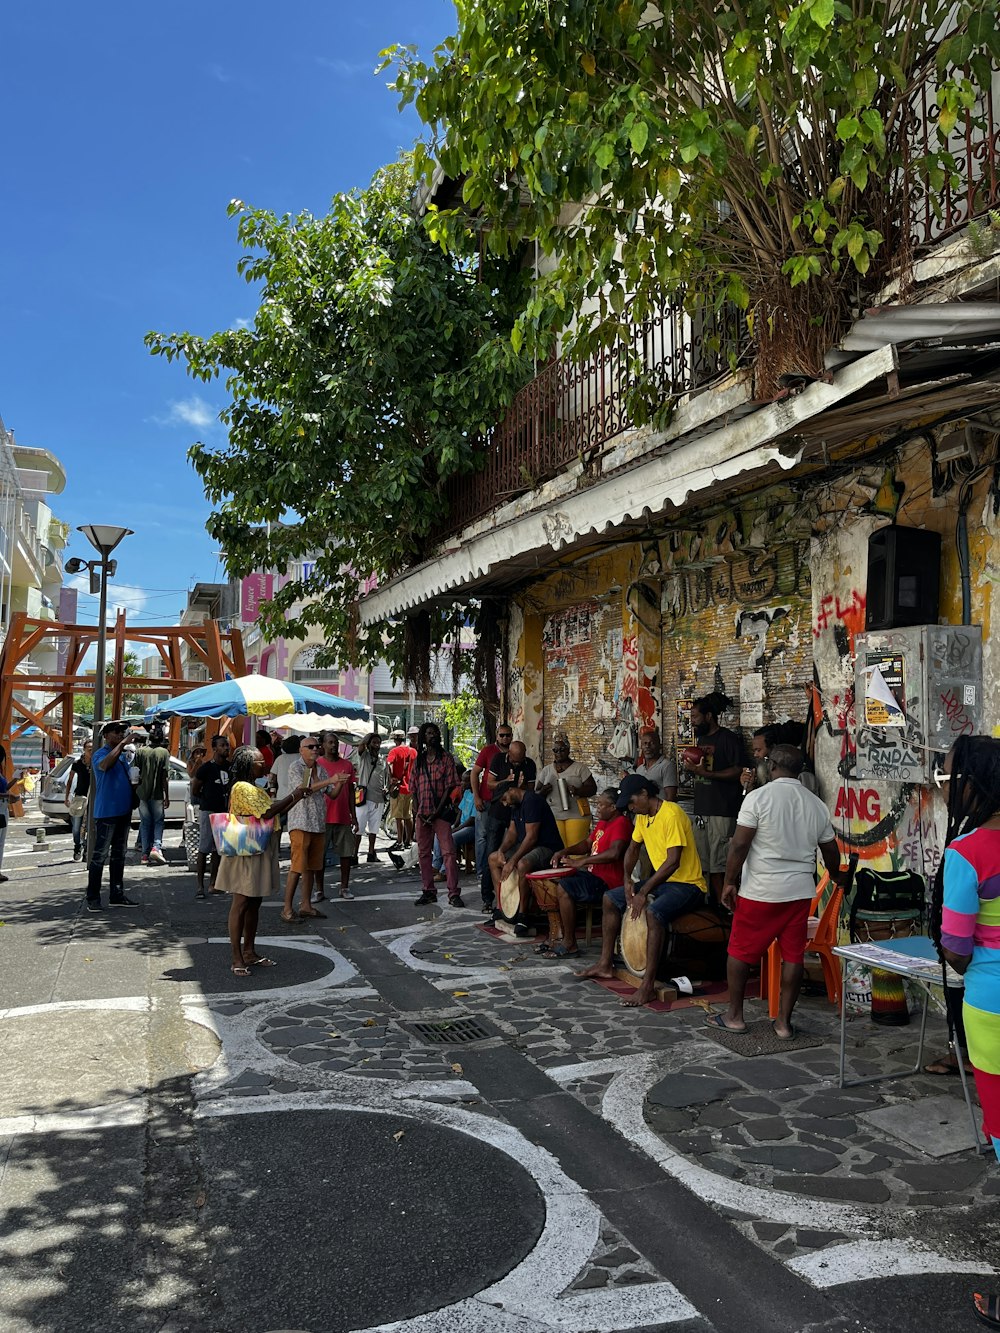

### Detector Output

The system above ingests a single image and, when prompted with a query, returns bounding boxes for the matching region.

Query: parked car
[40,753,191,826]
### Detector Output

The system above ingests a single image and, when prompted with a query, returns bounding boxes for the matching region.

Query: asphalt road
[0,816,994,1333]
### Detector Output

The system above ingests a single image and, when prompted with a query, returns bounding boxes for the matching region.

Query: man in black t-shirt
[489,782,562,937]
[479,740,537,909]
[191,735,231,896]
[681,692,746,903]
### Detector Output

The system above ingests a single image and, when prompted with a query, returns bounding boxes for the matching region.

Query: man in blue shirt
[489,781,564,937]
[87,720,139,911]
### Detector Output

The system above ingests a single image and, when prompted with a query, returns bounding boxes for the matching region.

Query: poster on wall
[863,653,906,727]
[675,699,694,744]
[739,671,764,729]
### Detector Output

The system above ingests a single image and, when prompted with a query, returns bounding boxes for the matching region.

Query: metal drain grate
[402,1016,494,1046]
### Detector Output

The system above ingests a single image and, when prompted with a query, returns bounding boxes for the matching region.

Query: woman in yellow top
[220,744,312,977]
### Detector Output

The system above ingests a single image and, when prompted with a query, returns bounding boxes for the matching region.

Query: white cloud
[316,56,372,77]
[207,63,233,84]
[164,395,216,430]
[231,317,252,330]
[67,575,150,620]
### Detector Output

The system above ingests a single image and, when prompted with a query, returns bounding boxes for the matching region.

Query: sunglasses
[301,743,319,751]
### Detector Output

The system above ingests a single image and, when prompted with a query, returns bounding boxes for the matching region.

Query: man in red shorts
[713,744,843,1039]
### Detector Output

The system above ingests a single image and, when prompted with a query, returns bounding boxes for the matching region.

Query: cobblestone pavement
[2,822,995,1332]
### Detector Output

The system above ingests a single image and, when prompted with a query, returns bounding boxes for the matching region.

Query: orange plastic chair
[762,873,844,1019]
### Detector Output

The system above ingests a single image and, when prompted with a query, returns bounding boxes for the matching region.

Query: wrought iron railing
[909,72,1000,247]
[441,300,747,536]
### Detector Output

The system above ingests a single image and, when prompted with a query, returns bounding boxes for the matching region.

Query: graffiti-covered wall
[653,497,815,758]
[810,440,1000,879]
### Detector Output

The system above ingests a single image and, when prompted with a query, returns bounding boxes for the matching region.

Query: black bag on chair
[848,867,925,942]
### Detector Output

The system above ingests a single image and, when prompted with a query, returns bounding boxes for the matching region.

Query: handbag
[68,795,87,818]
[209,812,275,856]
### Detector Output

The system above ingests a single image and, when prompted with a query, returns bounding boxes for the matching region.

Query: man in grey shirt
[631,728,677,800]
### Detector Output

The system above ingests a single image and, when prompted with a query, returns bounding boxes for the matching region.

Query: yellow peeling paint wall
[652,495,815,762]
[508,546,660,780]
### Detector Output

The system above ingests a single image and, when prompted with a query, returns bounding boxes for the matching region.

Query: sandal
[195,890,207,900]
[772,1020,796,1041]
[923,1057,974,1076]
[280,911,298,923]
[533,942,556,955]
[298,908,327,919]
[246,956,277,968]
[339,890,355,900]
[313,891,326,902]
[546,945,581,959]
[706,1012,748,1034]
[230,964,252,977]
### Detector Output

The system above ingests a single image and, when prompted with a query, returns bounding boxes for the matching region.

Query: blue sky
[0,0,454,628]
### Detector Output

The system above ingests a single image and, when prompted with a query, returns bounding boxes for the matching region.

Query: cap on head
[616,773,658,811]
[407,726,419,737]
[101,720,125,739]
[392,729,405,740]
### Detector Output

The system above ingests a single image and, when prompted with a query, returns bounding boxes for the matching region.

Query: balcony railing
[441,300,747,537]
[909,71,1000,248]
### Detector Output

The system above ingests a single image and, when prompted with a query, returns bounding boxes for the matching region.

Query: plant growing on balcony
[388,0,999,395]
[145,158,530,676]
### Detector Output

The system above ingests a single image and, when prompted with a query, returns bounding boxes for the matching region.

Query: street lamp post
[67,525,132,864]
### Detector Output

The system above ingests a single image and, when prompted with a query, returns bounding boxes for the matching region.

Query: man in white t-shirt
[712,744,842,1040]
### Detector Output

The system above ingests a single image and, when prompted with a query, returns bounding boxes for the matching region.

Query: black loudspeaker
[865,525,941,629]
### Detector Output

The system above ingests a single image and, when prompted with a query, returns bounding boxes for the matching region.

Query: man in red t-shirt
[317,732,357,899]
[386,728,417,848]
[547,787,632,958]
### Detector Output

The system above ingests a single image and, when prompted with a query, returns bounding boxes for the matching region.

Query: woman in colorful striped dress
[933,734,1000,1327]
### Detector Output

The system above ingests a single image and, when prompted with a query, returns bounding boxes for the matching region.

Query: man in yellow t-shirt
[576,774,706,1007]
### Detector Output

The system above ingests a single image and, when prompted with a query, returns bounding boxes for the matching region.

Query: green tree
[388,0,999,392]
[74,651,145,721]
[439,686,485,767]
[146,158,530,675]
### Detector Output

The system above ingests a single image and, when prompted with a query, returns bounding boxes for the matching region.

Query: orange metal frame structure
[0,610,247,783]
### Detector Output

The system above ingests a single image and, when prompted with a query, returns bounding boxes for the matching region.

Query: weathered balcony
[441,300,748,537]
[440,79,1000,542]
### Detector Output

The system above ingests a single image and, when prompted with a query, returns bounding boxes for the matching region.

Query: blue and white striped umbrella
[145,674,368,722]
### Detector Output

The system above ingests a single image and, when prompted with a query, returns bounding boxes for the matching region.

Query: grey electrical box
[853,625,982,785]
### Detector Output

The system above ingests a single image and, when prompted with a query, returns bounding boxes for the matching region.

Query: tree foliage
[74,651,144,720]
[146,159,530,671]
[388,0,999,390]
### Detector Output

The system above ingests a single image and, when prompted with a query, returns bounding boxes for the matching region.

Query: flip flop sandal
[533,942,556,955]
[546,945,581,959]
[974,1294,1000,1327]
[195,890,207,900]
[772,1020,796,1041]
[923,1059,961,1076]
[339,891,355,900]
[248,956,277,968]
[230,964,252,977]
[299,909,327,919]
[706,1012,748,1034]
[280,911,298,923]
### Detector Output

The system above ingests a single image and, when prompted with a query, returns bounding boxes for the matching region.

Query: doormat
[701,1016,825,1056]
